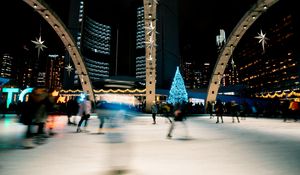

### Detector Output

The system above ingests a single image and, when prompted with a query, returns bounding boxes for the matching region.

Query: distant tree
[167,66,188,105]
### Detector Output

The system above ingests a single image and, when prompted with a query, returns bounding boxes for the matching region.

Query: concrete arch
[206,0,279,104]
[23,0,95,102]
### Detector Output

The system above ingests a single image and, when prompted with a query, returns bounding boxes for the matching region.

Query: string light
[60,89,146,94]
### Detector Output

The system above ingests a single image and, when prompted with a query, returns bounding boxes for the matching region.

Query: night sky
[178,0,256,63]
[0,0,257,65]
[0,0,68,56]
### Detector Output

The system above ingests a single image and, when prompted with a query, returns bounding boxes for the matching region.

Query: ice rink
[1,114,300,175]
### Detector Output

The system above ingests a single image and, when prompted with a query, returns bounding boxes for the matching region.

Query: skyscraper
[135,6,146,80]
[81,16,111,80]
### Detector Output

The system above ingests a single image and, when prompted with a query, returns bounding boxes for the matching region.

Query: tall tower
[143,0,158,112]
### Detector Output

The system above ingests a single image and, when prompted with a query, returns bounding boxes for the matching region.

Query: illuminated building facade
[66,0,112,88]
[81,16,111,80]
[135,6,146,80]
[233,0,300,95]
[47,54,64,90]
[182,61,193,88]
[181,60,212,89]
[221,56,240,87]
[0,53,34,88]
[200,63,211,87]
[0,54,13,79]
[36,72,46,87]
[18,50,34,88]
[21,67,33,88]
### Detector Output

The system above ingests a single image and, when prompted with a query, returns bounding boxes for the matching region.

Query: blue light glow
[2,88,19,108]
[167,67,188,105]
[18,88,33,102]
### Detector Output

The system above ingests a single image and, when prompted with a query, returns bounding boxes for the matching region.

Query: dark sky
[178,0,256,63]
[0,0,68,56]
[0,0,257,64]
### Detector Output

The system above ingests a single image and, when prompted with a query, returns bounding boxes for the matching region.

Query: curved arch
[23,0,95,102]
[206,0,279,104]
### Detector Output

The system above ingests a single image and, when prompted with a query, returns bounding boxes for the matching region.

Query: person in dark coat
[231,101,240,123]
[206,101,214,119]
[151,101,158,124]
[215,99,224,123]
[66,98,79,125]
[21,87,54,148]
[167,103,188,139]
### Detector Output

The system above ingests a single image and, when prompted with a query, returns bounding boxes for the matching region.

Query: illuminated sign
[2,87,33,108]
[57,96,66,103]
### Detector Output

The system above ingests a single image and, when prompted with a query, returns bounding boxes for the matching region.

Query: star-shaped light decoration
[31,36,47,58]
[145,21,157,35]
[145,22,159,36]
[145,21,156,35]
[65,64,74,76]
[254,30,269,53]
[145,34,157,52]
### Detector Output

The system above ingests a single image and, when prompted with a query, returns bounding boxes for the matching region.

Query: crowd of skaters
[206,98,300,123]
[1,93,300,148]
[3,93,300,118]
[2,90,300,174]
[17,87,57,148]
[8,92,192,148]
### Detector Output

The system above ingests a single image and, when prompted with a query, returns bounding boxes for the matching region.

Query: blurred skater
[97,102,138,174]
[95,101,108,134]
[167,103,188,139]
[76,96,92,133]
[20,87,54,148]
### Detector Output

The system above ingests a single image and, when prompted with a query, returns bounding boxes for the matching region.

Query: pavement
[1,114,300,175]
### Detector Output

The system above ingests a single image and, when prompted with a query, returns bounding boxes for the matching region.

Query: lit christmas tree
[167,66,188,105]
